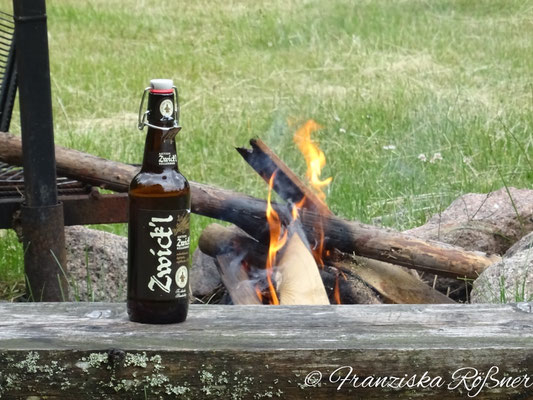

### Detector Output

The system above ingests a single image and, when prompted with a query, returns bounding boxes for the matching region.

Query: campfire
[196,120,460,305]
[0,129,497,305]
[199,120,337,305]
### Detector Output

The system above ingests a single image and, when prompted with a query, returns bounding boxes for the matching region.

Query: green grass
[1,0,532,298]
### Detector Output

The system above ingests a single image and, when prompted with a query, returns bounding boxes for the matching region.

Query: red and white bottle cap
[150,79,174,94]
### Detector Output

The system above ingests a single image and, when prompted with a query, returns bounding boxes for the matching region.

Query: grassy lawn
[1,0,532,299]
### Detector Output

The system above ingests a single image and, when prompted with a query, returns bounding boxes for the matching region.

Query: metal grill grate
[0,161,91,198]
[0,11,14,73]
[0,10,16,132]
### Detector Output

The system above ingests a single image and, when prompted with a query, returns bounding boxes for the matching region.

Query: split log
[277,231,329,305]
[199,224,263,305]
[319,266,382,304]
[214,252,261,305]
[0,132,498,278]
[330,251,455,304]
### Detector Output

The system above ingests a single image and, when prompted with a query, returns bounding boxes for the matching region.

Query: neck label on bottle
[160,99,174,118]
[158,152,177,166]
[132,209,190,300]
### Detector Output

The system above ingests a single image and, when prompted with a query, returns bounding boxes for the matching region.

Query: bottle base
[127,299,188,324]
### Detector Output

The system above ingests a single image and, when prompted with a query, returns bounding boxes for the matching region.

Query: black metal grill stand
[13,0,68,301]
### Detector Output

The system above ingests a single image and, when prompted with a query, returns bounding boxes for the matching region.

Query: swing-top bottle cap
[150,79,174,94]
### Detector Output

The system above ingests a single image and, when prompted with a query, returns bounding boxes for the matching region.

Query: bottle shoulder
[129,170,190,196]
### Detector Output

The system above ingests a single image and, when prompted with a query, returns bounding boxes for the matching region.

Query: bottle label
[134,209,190,300]
[160,99,174,118]
[158,152,177,166]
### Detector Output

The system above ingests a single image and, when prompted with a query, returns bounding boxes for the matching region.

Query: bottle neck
[141,91,179,172]
[141,128,179,172]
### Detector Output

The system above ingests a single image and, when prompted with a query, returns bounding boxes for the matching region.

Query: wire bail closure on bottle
[137,86,181,140]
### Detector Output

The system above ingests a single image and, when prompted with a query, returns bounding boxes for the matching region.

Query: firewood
[330,251,455,304]
[0,131,498,279]
[214,252,261,305]
[198,223,266,264]
[276,231,329,305]
[319,266,382,304]
[199,224,377,304]
[194,185,497,279]
[236,137,457,304]
[199,223,328,305]
[198,224,261,305]
[199,221,449,304]
[236,138,331,215]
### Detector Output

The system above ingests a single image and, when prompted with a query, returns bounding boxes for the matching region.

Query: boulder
[471,232,533,303]
[404,187,533,301]
[405,187,533,255]
[190,248,222,298]
[64,226,127,302]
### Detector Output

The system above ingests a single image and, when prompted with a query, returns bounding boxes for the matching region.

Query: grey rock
[64,226,127,302]
[191,248,222,297]
[404,187,533,301]
[405,187,533,255]
[471,232,533,303]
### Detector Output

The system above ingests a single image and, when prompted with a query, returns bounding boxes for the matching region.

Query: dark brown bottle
[127,79,190,324]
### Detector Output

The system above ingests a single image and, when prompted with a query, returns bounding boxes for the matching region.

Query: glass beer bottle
[128,79,190,324]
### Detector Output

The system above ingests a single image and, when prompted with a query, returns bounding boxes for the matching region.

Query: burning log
[198,223,379,304]
[0,132,497,280]
[199,223,329,305]
[276,230,329,305]
[236,138,331,216]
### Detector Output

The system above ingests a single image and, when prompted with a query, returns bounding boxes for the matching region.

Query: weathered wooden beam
[0,303,531,399]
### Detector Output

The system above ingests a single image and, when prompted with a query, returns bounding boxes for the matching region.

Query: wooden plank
[0,302,532,399]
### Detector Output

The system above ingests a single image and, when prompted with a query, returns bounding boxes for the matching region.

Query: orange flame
[313,219,326,268]
[293,120,332,268]
[264,171,287,305]
[293,120,332,202]
[291,197,306,221]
